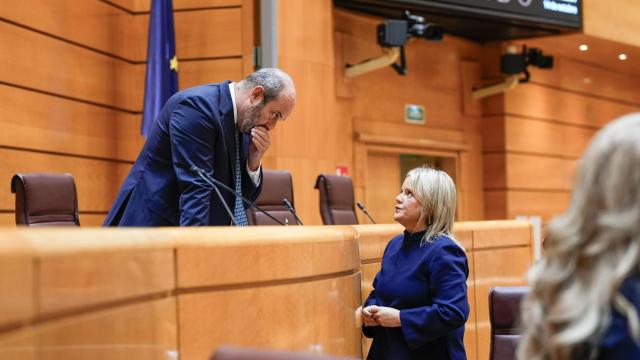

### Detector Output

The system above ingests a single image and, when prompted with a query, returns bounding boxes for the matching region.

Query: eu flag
[141,0,179,137]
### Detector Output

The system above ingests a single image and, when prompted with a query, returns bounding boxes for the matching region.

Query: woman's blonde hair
[518,113,640,360]
[405,166,459,247]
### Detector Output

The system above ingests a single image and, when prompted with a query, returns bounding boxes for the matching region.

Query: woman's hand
[371,306,401,327]
[356,305,379,327]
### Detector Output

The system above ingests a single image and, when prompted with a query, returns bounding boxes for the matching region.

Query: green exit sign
[405,104,425,125]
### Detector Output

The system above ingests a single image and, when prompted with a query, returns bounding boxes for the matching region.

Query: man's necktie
[233,128,249,226]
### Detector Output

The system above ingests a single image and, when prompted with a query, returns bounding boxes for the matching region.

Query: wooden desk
[0,221,532,360]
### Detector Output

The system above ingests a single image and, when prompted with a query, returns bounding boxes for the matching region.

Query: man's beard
[240,102,265,133]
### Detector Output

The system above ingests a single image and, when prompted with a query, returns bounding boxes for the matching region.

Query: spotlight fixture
[618,53,628,61]
[579,44,588,51]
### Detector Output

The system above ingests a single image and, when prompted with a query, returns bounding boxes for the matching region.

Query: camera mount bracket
[345,47,401,78]
[471,75,520,100]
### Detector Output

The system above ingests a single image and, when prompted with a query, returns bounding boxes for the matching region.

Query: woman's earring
[428,217,433,226]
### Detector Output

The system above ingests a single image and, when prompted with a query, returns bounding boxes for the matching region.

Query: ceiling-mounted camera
[472,44,554,99]
[377,10,443,47]
[501,45,553,82]
[345,10,444,77]
[374,11,443,75]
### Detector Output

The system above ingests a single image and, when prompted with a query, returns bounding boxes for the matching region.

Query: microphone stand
[283,198,304,225]
[190,166,286,226]
[192,167,238,226]
[357,202,377,224]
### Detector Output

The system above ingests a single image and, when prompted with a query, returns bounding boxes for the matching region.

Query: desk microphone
[282,198,304,225]
[189,166,286,226]
[357,202,377,224]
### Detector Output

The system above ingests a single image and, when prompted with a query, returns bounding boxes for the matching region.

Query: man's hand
[248,126,270,171]
[372,306,401,327]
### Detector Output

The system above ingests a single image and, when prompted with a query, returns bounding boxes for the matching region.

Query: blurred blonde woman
[356,166,469,360]
[518,113,640,360]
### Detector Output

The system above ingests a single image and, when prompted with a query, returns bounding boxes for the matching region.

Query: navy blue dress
[597,273,640,359]
[363,231,470,360]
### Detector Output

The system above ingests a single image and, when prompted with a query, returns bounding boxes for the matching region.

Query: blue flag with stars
[141,0,179,137]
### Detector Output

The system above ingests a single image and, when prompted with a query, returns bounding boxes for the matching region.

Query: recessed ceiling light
[579,44,589,51]
[619,53,628,61]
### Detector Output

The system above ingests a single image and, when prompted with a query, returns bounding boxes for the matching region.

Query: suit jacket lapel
[218,81,237,179]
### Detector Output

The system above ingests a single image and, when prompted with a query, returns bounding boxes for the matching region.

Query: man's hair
[237,68,293,104]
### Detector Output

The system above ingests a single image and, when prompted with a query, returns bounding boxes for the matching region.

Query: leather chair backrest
[314,174,358,225]
[11,173,80,226]
[489,286,529,360]
[211,346,359,360]
[247,170,298,225]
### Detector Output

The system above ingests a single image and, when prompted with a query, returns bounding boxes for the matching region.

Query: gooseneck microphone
[189,166,286,226]
[357,202,377,224]
[191,165,238,226]
[282,198,304,225]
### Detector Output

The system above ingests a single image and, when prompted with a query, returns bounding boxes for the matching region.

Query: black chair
[247,170,298,225]
[488,286,529,360]
[314,174,358,225]
[11,173,80,226]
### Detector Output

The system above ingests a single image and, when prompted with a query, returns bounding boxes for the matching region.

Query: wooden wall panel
[0,85,143,162]
[365,152,400,225]
[485,190,571,222]
[175,8,242,59]
[0,22,143,112]
[484,154,576,191]
[528,57,640,105]
[0,148,131,213]
[0,328,37,360]
[583,0,640,48]
[179,59,243,89]
[107,0,241,12]
[484,84,640,127]
[501,116,595,158]
[0,0,146,62]
[279,0,335,66]
[0,214,14,227]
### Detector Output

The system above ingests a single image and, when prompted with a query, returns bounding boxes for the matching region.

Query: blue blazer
[363,231,470,360]
[104,81,262,226]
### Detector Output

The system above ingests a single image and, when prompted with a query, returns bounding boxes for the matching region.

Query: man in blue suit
[104,68,296,226]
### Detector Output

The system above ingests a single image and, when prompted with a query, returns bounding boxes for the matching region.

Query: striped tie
[233,128,249,226]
